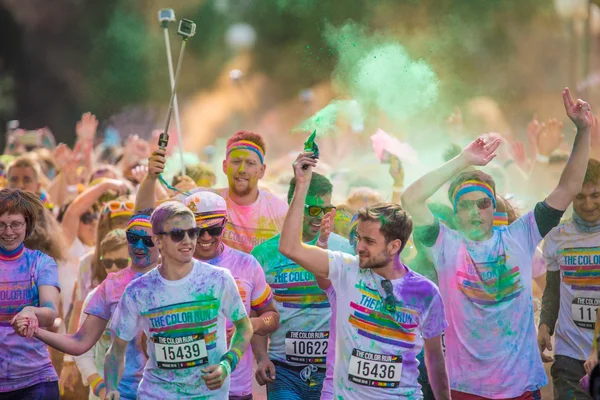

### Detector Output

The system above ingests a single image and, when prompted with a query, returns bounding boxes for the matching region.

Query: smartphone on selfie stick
[158,18,196,151]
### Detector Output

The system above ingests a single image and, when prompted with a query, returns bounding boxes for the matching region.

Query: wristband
[64,354,75,363]
[316,237,328,247]
[220,350,240,372]
[535,153,550,163]
[393,186,403,192]
[90,376,103,392]
[231,347,243,361]
[219,360,232,378]
[92,380,106,397]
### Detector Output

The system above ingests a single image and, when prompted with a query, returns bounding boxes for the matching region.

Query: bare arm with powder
[11,285,60,338]
[135,148,166,211]
[104,335,128,400]
[279,152,330,279]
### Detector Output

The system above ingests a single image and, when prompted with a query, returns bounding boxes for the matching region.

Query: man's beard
[359,251,391,270]
[230,178,253,197]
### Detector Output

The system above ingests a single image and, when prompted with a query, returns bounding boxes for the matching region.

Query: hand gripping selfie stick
[157,18,196,192]
[159,10,190,176]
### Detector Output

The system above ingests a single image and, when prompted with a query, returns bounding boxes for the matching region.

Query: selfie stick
[159,10,185,176]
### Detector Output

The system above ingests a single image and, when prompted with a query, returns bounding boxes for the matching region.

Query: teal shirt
[251,233,354,366]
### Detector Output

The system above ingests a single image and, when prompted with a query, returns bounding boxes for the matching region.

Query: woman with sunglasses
[401,88,591,400]
[60,197,135,394]
[29,213,160,400]
[0,189,61,399]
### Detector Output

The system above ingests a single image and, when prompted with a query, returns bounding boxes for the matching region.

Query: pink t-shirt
[429,212,546,398]
[212,188,288,254]
[321,284,336,400]
[204,245,273,397]
[0,248,60,392]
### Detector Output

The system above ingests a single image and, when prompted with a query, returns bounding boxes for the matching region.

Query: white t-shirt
[58,238,92,318]
[328,251,447,399]
[542,220,600,360]
[429,211,547,398]
[109,260,247,399]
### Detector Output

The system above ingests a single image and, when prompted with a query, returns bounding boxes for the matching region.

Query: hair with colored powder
[92,228,128,285]
[287,172,333,204]
[0,188,43,238]
[172,163,216,188]
[584,158,600,185]
[356,203,413,253]
[346,186,384,213]
[24,208,67,261]
[448,170,496,205]
[150,201,195,235]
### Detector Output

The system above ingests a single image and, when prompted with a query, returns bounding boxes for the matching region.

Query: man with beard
[401,88,591,399]
[538,158,600,399]
[251,172,354,400]
[278,153,449,400]
[138,131,288,254]
[27,212,159,399]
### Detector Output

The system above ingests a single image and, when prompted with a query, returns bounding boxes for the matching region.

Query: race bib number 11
[348,349,402,388]
[153,333,208,369]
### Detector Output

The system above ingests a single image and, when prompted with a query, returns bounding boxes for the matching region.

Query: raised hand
[460,136,501,167]
[292,151,317,186]
[147,149,167,179]
[509,140,528,170]
[318,209,336,247]
[388,155,404,188]
[590,114,600,158]
[527,115,545,159]
[76,112,98,141]
[130,165,149,184]
[537,119,564,157]
[53,143,77,174]
[563,87,592,130]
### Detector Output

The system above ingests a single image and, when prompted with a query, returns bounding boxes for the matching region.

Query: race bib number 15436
[348,349,402,388]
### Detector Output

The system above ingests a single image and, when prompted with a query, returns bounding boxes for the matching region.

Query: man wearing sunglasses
[401,88,592,400]
[182,191,280,400]
[31,212,160,399]
[279,153,449,400]
[105,201,253,400]
[251,172,354,400]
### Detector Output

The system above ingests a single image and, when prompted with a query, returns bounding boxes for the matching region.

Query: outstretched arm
[545,88,592,211]
[402,138,500,226]
[34,314,107,356]
[278,152,330,279]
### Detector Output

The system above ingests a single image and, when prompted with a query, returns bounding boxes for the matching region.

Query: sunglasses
[198,225,225,237]
[305,205,336,217]
[101,257,130,270]
[102,200,135,216]
[80,211,99,225]
[159,228,200,243]
[456,197,493,212]
[126,231,155,247]
[381,279,397,313]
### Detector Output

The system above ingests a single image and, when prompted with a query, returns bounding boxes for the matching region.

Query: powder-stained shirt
[543,220,600,361]
[110,260,247,399]
[428,212,546,398]
[204,245,273,397]
[251,233,354,366]
[201,188,288,254]
[328,251,446,399]
[0,249,60,392]
[321,284,336,400]
[85,267,148,399]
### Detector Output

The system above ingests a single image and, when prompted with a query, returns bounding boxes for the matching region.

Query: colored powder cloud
[327,22,439,123]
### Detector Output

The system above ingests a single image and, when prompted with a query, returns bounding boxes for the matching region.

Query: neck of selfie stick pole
[162,39,187,140]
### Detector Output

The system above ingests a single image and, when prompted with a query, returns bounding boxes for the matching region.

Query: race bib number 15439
[153,333,208,369]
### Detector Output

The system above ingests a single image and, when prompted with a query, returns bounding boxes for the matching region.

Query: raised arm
[545,88,592,211]
[34,314,107,356]
[278,152,330,279]
[402,138,500,226]
[135,148,166,211]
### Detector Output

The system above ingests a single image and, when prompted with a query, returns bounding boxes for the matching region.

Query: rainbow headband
[452,180,497,212]
[226,140,264,164]
[126,215,152,231]
[493,212,508,226]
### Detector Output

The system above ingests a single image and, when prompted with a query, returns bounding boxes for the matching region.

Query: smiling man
[251,172,354,400]
[538,158,600,399]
